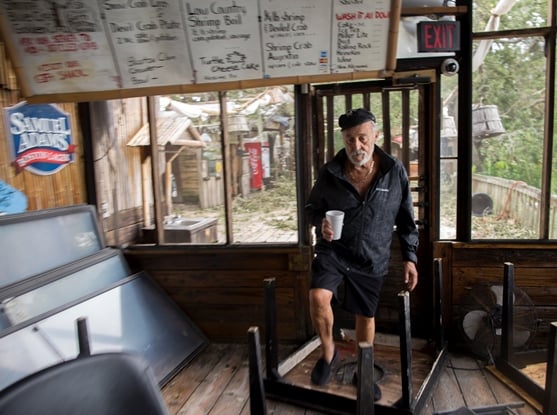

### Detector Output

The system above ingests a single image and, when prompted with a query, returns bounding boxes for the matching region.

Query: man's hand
[321,218,334,241]
[403,261,418,291]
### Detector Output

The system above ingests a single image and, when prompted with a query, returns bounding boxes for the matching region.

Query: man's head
[338,108,379,167]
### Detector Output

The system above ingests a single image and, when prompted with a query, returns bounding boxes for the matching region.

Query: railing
[472,174,557,236]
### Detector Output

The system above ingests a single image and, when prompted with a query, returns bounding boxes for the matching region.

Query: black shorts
[310,251,385,318]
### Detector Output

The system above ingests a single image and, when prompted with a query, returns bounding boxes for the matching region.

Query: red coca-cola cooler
[244,141,263,190]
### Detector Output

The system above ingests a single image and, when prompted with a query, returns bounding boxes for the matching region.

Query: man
[305,108,419,400]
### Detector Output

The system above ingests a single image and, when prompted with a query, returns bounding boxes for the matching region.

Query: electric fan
[459,282,538,360]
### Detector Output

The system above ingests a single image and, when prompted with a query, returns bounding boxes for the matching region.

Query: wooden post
[501,262,514,361]
[434,258,445,349]
[147,96,165,244]
[356,342,374,415]
[248,326,267,415]
[399,290,413,409]
[543,322,557,415]
[264,278,279,380]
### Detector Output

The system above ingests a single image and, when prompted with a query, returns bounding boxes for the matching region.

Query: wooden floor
[161,340,542,415]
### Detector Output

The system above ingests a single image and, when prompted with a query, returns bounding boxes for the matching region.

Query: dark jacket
[305,146,418,276]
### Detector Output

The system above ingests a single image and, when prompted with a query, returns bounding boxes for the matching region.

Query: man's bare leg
[309,288,335,362]
[309,288,340,385]
[355,314,375,345]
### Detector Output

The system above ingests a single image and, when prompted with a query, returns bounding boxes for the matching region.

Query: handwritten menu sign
[0,0,397,99]
[259,0,331,78]
[183,0,263,83]
[102,1,194,88]
[331,0,392,73]
[0,0,119,94]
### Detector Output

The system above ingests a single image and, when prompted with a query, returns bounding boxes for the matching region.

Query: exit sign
[417,21,460,52]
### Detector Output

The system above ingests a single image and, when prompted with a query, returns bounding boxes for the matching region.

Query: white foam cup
[326,210,345,240]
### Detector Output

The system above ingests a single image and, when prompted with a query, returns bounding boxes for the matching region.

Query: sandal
[310,349,340,386]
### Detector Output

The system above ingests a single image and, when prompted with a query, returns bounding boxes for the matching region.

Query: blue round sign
[5,102,74,175]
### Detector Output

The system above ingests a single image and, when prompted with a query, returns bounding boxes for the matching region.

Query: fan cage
[458,282,538,359]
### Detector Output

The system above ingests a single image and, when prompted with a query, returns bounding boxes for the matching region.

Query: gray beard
[348,150,372,167]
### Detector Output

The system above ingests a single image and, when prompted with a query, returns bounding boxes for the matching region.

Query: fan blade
[513,330,531,348]
[462,310,488,340]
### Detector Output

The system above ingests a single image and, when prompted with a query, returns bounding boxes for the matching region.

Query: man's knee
[310,288,332,303]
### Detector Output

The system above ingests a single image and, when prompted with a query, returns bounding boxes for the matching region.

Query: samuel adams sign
[5,102,74,175]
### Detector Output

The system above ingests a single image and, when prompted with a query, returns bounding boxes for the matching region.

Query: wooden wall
[0,43,87,211]
[435,242,557,351]
[174,148,201,203]
[122,240,434,344]
[124,246,314,343]
[122,241,557,348]
[89,99,148,247]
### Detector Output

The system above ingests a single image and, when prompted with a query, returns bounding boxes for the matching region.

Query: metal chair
[0,318,169,415]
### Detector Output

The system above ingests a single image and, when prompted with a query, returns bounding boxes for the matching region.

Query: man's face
[342,121,378,167]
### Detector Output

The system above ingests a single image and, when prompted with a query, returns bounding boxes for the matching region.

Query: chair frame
[494,262,557,415]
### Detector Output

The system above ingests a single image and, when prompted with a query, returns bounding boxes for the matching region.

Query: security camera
[441,58,459,76]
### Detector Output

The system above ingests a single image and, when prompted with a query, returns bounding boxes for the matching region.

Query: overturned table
[248,259,448,415]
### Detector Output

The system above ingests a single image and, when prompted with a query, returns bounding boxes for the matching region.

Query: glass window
[149,93,226,244]
[473,0,548,33]
[471,36,545,239]
[93,86,298,246]
[112,87,299,245]
[226,87,297,243]
[440,75,459,240]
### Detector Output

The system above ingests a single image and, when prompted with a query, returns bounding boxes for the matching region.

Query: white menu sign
[183,0,263,83]
[331,0,392,73]
[0,0,119,94]
[0,0,396,99]
[259,0,331,78]
[102,1,194,88]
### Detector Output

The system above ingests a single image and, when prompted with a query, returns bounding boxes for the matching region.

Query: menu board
[0,1,119,94]
[102,1,194,87]
[259,0,331,78]
[331,0,392,73]
[183,0,263,83]
[0,0,398,101]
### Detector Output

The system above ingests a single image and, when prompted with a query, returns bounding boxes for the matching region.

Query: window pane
[471,37,545,239]
[228,86,298,244]
[158,93,225,244]
[441,75,458,240]
[440,159,457,239]
[473,0,548,33]
[156,88,297,244]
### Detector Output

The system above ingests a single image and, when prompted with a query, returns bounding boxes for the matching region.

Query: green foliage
[448,1,552,193]
[469,10,549,190]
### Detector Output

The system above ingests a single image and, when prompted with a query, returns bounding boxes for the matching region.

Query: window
[440,78,458,240]
[94,87,298,246]
[468,0,554,240]
[471,35,545,239]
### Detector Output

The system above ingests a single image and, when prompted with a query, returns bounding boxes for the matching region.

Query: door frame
[302,77,439,336]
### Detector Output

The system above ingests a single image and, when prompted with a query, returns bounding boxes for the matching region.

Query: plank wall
[0,43,87,211]
[124,246,314,343]
[435,242,557,351]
